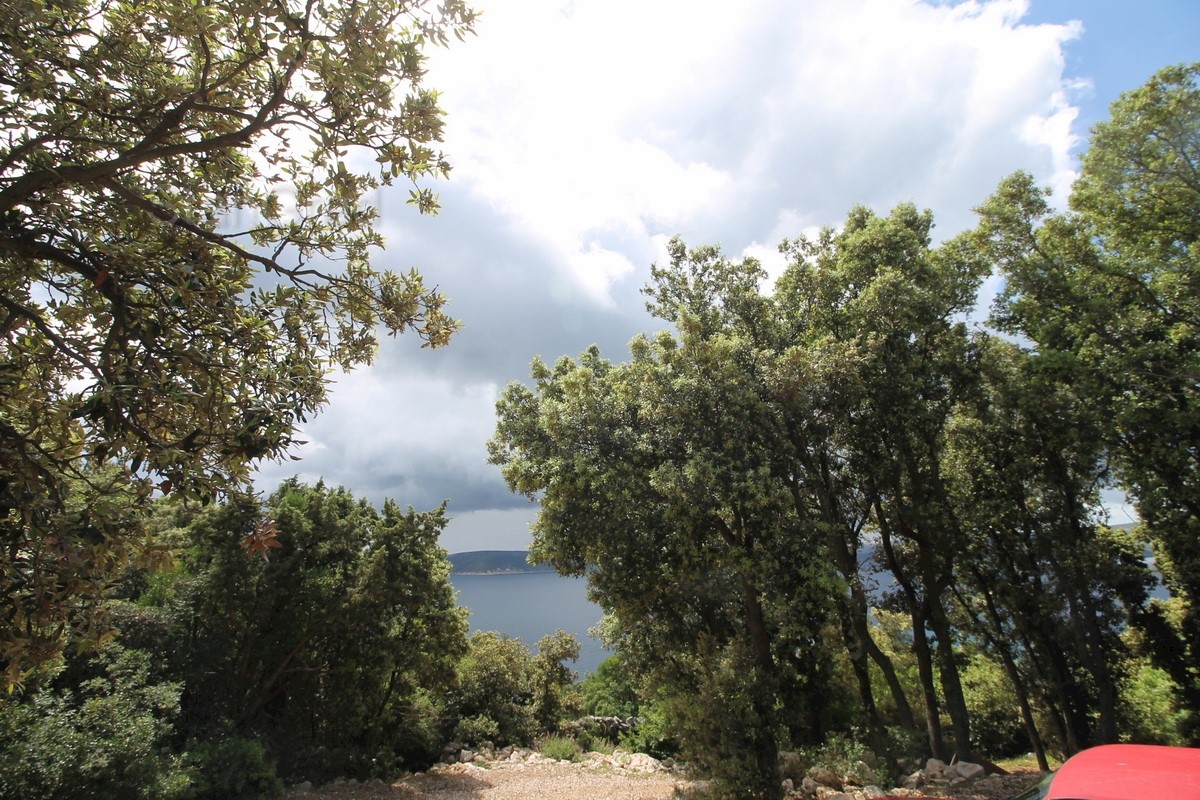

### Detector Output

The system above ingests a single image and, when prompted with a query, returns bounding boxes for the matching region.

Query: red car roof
[1048,744,1200,800]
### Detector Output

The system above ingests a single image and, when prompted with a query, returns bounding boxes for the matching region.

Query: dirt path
[286,760,684,800]
[285,757,1046,800]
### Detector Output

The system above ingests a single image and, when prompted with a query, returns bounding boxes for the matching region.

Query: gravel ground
[285,760,684,800]
[285,759,1047,800]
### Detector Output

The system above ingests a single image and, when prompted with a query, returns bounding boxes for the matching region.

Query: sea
[449,571,609,676]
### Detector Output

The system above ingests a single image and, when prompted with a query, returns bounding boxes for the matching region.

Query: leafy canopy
[0,0,476,683]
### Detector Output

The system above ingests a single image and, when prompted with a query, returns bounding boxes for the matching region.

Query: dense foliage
[977,62,1200,738]
[0,0,476,683]
[0,480,594,796]
[491,63,1200,797]
[1,4,1196,793]
[138,480,468,782]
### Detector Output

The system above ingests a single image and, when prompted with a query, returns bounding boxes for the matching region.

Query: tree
[976,62,1200,740]
[143,480,467,781]
[449,631,538,747]
[776,204,989,763]
[943,337,1153,755]
[490,240,846,799]
[0,0,477,681]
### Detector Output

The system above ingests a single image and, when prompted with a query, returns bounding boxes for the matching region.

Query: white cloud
[425,0,1082,299]
[257,0,1103,550]
[254,366,508,512]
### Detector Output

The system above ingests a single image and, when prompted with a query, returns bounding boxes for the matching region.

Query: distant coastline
[448,550,556,576]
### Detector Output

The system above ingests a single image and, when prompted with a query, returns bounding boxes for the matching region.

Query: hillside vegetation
[449,551,556,575]
[0,1,1197,793]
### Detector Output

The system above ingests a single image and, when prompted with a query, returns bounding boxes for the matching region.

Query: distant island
[448,550,557,575]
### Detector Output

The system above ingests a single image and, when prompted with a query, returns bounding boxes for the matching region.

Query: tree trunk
[911,604,946,760]
[961,579,1049,771]
[837,594,889,757]
[927,596,972,763]
[878,508,946,759]
[866,632,918,730]
[743,580,784,800]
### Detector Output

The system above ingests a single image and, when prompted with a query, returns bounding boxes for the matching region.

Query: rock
[801,775,820,797]
[808,765,844,790]
[956,761,986,780]
[458,749,476,763]
[626,753,663,773]
[849,760,877,786]
[924,758,946,778]
[292,781,312,791]
[949,775,967,786]
[779,750,806,782]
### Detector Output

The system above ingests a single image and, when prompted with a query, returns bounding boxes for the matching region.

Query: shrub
[453,714,501,746]
[1120,659,1188,745]
[581,654,640,718]
[183,735,283,800]
[450,632,538,746]
[619,699,678,760]
[538,735,579,762]
[0,646,190,800]
[961,654,1027,757]
[797,732,873,781]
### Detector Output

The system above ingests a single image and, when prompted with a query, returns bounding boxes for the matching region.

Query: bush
[450,632,537,746]
[1120,658,1188,745]
[183,735,283,800]
[0,646,191,800]
[453,714,501,746]
[618,700,678,760]
[796,732,875,783]
[538,735,579,762]
[961,654,1027,757]
[581,654,640,718]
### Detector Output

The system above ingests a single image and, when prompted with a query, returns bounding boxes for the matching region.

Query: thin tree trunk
[926,594,972,763]
[957,579,1049,771]
[866,631,918,730]
[743,580,784,800]
[837,594,889,756]
[877,503,946,759]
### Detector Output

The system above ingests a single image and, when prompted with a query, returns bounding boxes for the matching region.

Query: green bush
[0,646,191,800]
[618,699,677,760]
[796,732,873,782]
[450,632,538,746]
[1120,658,1188,745]
[581,655,640,718]
[538,735,579,762]
[961,654,1027,757]
[453,714,501,746]
[184,735,283,800]
[140,483,467,782]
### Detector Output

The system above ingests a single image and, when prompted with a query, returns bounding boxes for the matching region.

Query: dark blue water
[450,572,608,676]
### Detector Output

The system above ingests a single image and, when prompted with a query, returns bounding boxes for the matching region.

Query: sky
[254,0,1200,553]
